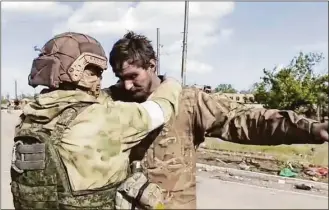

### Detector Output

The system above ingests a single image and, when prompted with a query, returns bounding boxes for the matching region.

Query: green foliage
[215,84,237,93]
[1,96,7,104]
[253,52,328,115]
[239,90,252,94]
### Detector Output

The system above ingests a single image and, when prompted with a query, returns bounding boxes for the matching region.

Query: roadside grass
[204,138,328,166]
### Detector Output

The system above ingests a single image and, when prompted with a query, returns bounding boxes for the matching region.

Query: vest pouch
[115,172,165,210]
[10,135,59,210]
[11,181,58,209]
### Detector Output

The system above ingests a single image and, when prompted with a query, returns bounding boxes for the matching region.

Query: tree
[214,84,237,93]
[314,74,329,121]
[239,90,252,94]
[1,96,7,104]
[253,52,328,117]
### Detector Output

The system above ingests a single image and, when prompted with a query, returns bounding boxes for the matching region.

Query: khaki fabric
[101,83,323,209]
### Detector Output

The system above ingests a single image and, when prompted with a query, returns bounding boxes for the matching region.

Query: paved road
[1,111,328,209]
[196,175,328,209]
[1,111,21,209]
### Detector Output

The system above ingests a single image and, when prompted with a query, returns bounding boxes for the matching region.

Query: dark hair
[109,31,156,71]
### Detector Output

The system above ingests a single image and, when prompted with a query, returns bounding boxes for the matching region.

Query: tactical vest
[128,89,200,209]
[10,104,118,209]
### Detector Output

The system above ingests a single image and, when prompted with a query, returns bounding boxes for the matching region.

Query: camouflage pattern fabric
[11,78,181,209]
[11,104,118,209]
[101,84,324,209]
[16,78,180,191]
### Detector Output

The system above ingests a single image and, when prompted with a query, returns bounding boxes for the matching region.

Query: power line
[15,80,18,100]
[181,1,189,86]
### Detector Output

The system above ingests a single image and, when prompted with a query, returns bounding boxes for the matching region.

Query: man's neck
[138,76,162,102]
[149,76,161,94]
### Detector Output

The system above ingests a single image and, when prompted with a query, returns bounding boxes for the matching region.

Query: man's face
[114,61,155,101]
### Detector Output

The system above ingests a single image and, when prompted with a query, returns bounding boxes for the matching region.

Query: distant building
[219,93,256,103]
[190,84,264,108]
[191,84,213,93]
[211,93,264,108]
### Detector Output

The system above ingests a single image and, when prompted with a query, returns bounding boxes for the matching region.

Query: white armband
[141,101,165,130]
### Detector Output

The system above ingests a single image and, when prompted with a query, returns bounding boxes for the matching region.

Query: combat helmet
[28,32,107,95]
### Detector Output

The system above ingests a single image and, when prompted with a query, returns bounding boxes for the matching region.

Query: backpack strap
[51,103,92,145]
[48,103,93,193]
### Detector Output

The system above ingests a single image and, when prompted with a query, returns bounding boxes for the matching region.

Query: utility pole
[156,28,160,75]
[181,1,189,86]
[15,80,18,100]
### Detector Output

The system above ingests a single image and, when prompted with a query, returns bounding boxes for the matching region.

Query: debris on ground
[278,179,285,184]
[279,168,298,177]
[234,175,243,181]
[216,158,227,165]
[303,166,328,178]
[317,167,328,176]
[197,147,328,184]
[311,177,319,181]
[238,161,250,170]
[304,167,318,176]
[294,183,312,191]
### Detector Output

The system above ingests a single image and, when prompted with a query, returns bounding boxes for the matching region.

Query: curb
[1,110,22,114]
[196,163,328,191]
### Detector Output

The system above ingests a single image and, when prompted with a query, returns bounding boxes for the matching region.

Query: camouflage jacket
[100,81,324,209]
[15,79,181,192]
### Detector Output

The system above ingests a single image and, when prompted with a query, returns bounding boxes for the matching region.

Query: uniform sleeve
[195,91,324,145]
[106,78,181,148]
[14,114,25,136]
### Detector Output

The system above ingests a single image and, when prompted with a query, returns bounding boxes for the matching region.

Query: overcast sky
[1,2,328,97]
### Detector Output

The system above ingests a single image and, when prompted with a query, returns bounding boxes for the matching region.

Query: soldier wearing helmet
[13,99,21,110]
[10,32,182,209]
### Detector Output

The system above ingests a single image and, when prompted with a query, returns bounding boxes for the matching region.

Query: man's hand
[312,121,328,142]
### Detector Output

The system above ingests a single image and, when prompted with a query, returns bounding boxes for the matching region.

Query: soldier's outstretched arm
[195,91,326,145]
[105,77,181,147]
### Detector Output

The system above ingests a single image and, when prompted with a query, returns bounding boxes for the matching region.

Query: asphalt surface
[196,175,328,209]
[1,111,328,209]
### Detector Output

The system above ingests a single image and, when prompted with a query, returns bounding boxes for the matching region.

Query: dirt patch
[197,146,328,183]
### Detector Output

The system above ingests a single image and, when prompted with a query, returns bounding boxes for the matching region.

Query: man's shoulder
[175,87,202,109]
[99,84,129,102]
[180,87,201,98]
[98,86,117,104]
[72,103,110,125]
[99,86,114,97]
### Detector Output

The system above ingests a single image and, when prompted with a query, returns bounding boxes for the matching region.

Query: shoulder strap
[51,102,92,145]
[49,102,94,193]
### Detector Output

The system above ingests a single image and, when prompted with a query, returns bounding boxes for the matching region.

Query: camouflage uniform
[101,78,325,209]
[10,33,181,209]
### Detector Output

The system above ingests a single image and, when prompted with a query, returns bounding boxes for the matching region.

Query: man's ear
[149,59,156,73]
